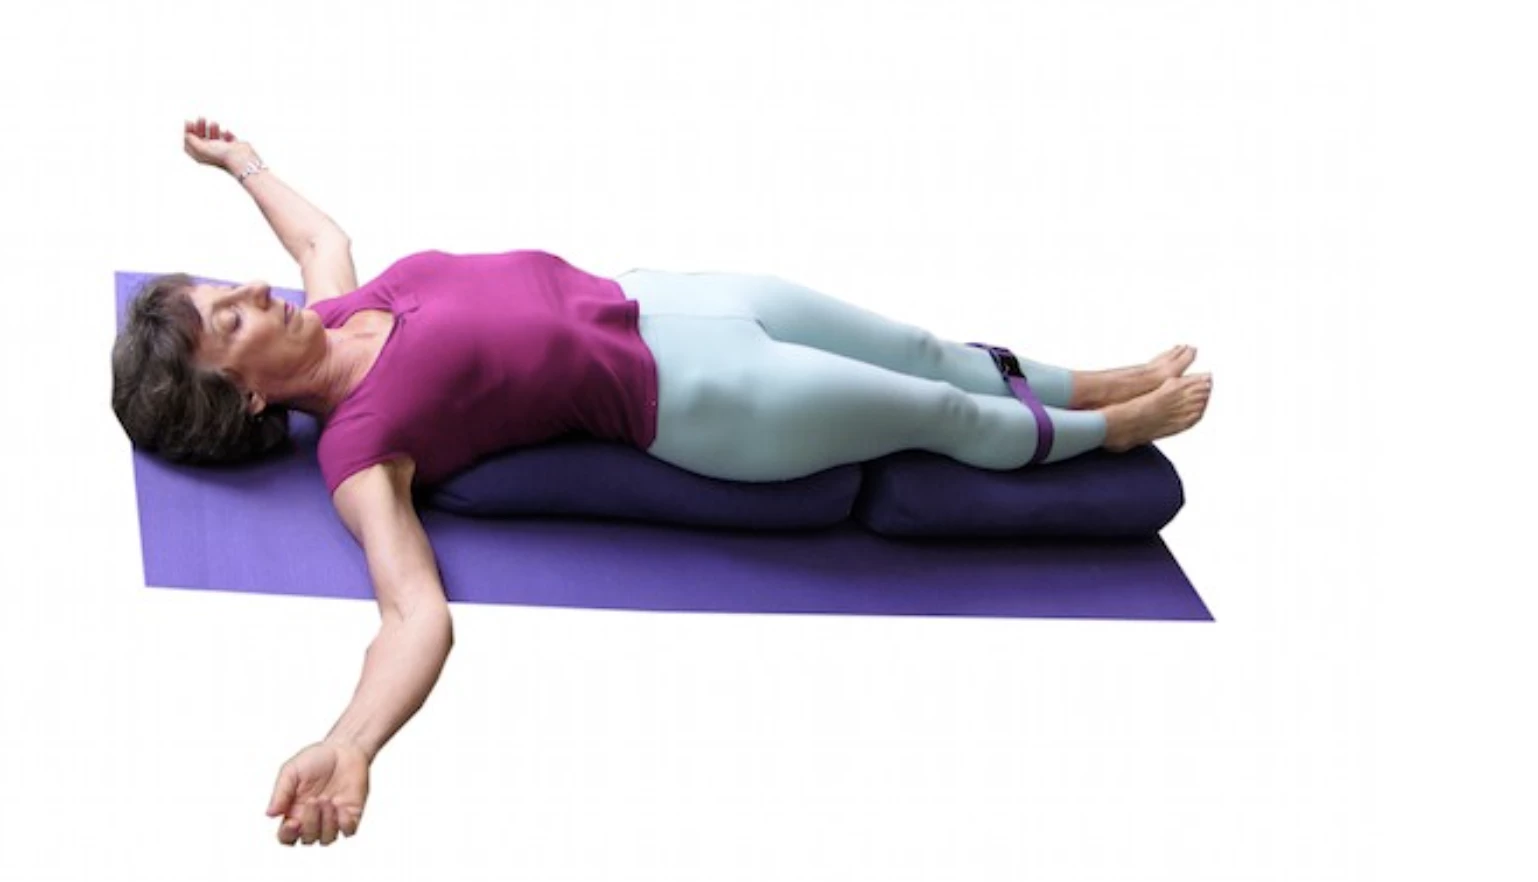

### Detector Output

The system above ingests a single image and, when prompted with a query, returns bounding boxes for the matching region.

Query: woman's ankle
[1069,370,1118,409]
[1098,400,1137,451]
[1072,366,1153,410]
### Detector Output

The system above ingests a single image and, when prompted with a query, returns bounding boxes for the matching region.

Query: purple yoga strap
[967,342,1055,465]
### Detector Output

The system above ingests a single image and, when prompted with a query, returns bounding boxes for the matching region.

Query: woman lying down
[111,117,1214,847]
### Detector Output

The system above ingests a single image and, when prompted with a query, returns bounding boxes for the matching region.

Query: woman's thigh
[637,311,971,482]
[618,267,923,355]
[616,268,1067,404]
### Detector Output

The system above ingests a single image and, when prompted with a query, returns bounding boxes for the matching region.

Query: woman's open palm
[266,741,371,846]
[183,116,252,168]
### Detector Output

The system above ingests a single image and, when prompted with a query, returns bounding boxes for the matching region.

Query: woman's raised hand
[266,740,372,846]
[183,116,257,172]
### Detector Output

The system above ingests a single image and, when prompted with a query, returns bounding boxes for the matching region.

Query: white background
[0,0,1528,879]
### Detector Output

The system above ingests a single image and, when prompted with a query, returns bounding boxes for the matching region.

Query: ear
[246,391,267,415]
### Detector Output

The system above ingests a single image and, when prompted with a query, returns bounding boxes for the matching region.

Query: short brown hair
[111,274,291,464]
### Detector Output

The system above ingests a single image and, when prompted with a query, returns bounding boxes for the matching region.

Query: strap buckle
[968,342,1023,378]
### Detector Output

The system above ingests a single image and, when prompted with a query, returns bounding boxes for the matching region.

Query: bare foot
[1148,344,1198,383]
[1101,373,1213,452]
[1069,345,1198,409]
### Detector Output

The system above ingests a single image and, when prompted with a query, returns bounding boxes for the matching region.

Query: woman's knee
[903,381,977,448]
[907,325,950,376]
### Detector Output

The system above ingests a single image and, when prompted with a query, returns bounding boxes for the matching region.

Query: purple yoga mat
[120,270,1212,621]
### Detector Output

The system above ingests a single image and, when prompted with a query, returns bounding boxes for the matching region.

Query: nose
[242,281,272,307]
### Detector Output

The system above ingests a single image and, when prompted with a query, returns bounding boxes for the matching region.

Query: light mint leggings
[614,269,1109,483]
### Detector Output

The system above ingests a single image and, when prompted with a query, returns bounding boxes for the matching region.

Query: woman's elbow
[388,597,454,648]
[422,601,454,650]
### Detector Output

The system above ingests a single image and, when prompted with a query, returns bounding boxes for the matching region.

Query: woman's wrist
[223,148,263,179]
[322,735,377,765]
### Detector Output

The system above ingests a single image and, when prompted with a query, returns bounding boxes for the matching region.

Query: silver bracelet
[235,158,268,183]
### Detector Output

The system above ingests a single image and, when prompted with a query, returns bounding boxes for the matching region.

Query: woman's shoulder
[386,249,454,273]
[346,250,453,294]
[316,406,406,492]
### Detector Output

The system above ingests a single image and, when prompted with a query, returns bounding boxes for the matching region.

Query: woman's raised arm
[264,458,454,847]
[184,117,350,262]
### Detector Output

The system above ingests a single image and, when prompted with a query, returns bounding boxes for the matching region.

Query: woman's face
[187,280,321,411]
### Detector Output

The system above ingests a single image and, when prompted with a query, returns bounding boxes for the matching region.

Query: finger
[339,804,362,838]
[267,765,297,817]
[319,800,339,845]
[301,800,322,845]
[224,131,235,141]
[196,116,206,136]
[278,816,301,846]
[210,122,221,139]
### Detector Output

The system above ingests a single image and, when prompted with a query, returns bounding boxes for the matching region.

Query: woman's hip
[634,311,768,463]
[615,267,774,322]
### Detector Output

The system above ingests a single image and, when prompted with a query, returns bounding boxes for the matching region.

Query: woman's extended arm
[183,117,349,260]
[265,459,453,847]
[225,152,350,261]
[325,459,454,759]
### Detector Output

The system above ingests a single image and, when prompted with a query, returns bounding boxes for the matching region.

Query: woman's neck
[281,320,393,418]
